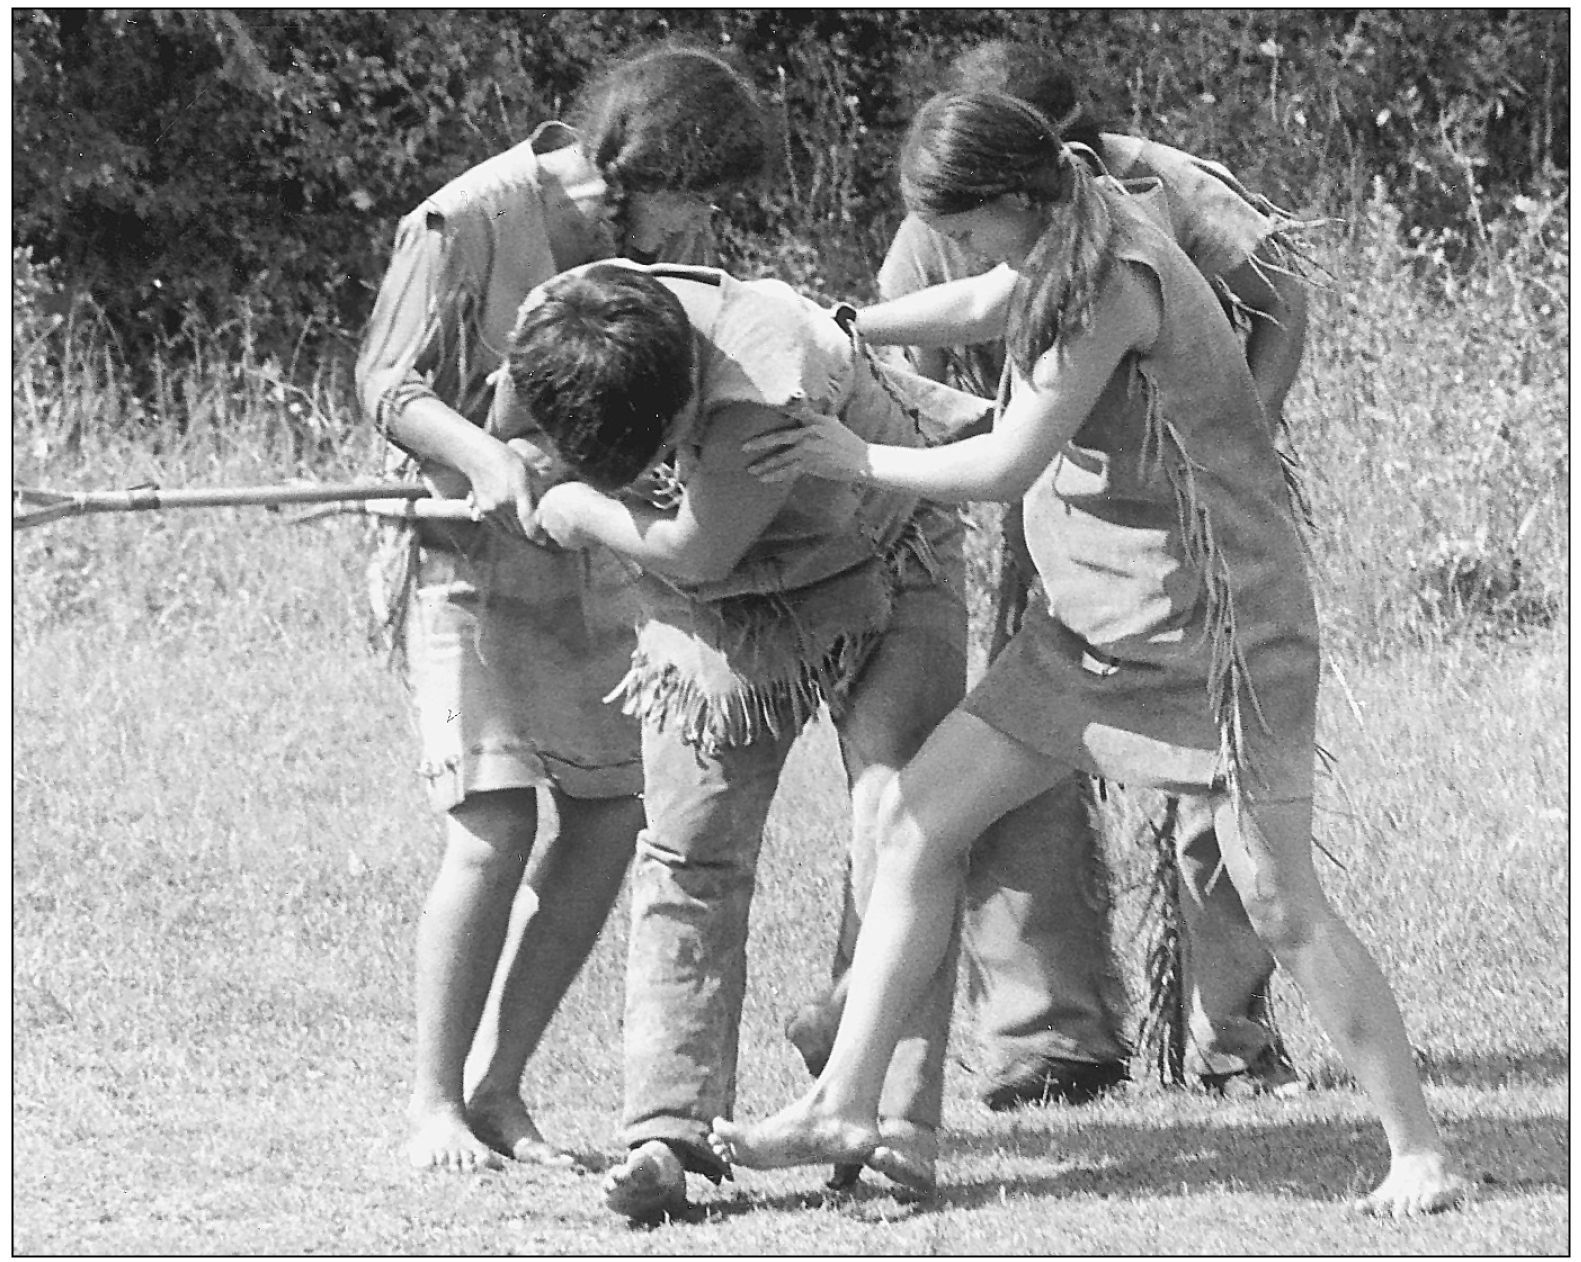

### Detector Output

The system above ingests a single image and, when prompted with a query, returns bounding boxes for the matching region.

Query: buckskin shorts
[403,529,644,811]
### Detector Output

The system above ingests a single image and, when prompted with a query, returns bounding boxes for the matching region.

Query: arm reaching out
[747,264,1160,503]
[854,265,1020,349]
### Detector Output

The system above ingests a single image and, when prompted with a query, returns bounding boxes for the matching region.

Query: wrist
[853,442,877,485]
[456,427,513,483]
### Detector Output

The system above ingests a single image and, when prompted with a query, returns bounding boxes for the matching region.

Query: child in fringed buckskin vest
[790,39,1320,1114]
[497,261,994,1218]
[353,45,767,1176]
[711,90,1471,1219]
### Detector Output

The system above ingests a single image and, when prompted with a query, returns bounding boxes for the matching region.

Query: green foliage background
[12,8,1570,362]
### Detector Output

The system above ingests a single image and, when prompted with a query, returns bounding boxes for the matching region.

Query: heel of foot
[867,1144,937,1199]
[603,1140,689,1222]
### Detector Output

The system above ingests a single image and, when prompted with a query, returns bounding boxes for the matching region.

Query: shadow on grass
[940,1110,1569,1211]
[624,1105,1567,1228]
[620,1092,1570,1228]
[1417,1045,1571,1090]
[610,1170,936,1229]
[700,1181,937,1226]
[1303,1044,1571,1092]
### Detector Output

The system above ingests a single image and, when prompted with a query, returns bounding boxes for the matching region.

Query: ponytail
[1007,158,1114,375]
[900,90,1116,376]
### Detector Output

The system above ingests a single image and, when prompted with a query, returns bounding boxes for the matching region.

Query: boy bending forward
[498,262,990,1220]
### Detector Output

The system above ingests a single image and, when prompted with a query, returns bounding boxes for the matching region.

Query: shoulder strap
[646,263,724,287]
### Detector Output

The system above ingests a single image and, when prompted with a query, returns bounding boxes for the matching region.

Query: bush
[13,9,1569,371]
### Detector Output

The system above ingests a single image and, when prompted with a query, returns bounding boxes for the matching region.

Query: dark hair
[576,45,769,198]
[900,90,1115,376]
[506,265,695,492]
[942,40,1106,160]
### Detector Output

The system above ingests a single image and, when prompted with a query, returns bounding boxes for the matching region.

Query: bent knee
[871,781,967,880]
[634,826,758,887]
[1239,876,1330,955]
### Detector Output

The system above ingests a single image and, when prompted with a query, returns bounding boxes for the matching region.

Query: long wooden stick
[13,479,451,529]
[285,497,479,524]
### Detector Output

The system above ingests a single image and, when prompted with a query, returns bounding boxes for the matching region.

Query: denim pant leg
[1174,793,1279,1075]
[962,772,1132,1081]
[620,720,798,1177]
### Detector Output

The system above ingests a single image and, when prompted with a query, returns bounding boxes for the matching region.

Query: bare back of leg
[409,788,539,1172]
[467,791,644,1166]
[1212,796,1471,1215]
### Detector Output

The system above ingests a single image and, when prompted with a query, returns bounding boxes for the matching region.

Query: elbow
[960,303,1003,346]
[636,533,748,586]
[1276,276,1310,335]
[1261,271,1309,341]
[679,541,749,585]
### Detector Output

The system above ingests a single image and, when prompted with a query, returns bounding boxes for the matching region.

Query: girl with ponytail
[899,90,1115,375]
[709,90,1470,1219]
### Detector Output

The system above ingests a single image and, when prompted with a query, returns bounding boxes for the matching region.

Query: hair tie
[1050,103,1085,169]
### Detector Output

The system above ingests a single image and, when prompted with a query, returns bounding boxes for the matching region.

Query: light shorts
[404,529,644,812]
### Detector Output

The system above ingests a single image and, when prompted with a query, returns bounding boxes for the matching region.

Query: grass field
[12,451,1568,1255]
[11,200,1569,1253]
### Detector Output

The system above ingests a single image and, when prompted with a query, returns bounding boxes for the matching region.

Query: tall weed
[1295,183,1568,659]
[13,249,379,650]
[12,176,1569,662]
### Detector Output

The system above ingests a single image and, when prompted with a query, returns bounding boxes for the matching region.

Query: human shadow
[1413,1045,1569,1091]
[623,1099,1567,1226]
[941,1109,1568,1211]
[617,1174,934,1229]
[684,1109,1567,1223]
[1301,1043,1570,1092]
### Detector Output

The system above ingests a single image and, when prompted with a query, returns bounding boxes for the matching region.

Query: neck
[537,146,612,270]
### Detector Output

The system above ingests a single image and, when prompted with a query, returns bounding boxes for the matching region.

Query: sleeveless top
[1020,193,1318,791]
[877,132,1310,400]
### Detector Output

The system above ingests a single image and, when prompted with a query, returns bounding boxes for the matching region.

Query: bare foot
[467,1090,579,1168]
[708,1100,878,1171]
[1355,1152,1474,1217]
[867,1119,938,1199]
[406,1104,504,1173]
[603,1139,688,1222]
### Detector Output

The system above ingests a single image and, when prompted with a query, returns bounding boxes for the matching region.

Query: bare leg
[467,792,644,1164]
[1213,797,1472,1216]
[408,788,536,1172]
[710,713,1058,1171]
[833,602,967,1185]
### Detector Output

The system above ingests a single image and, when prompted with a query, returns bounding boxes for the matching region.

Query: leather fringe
[611,514,941,754]
[1137,796,1187,1086]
